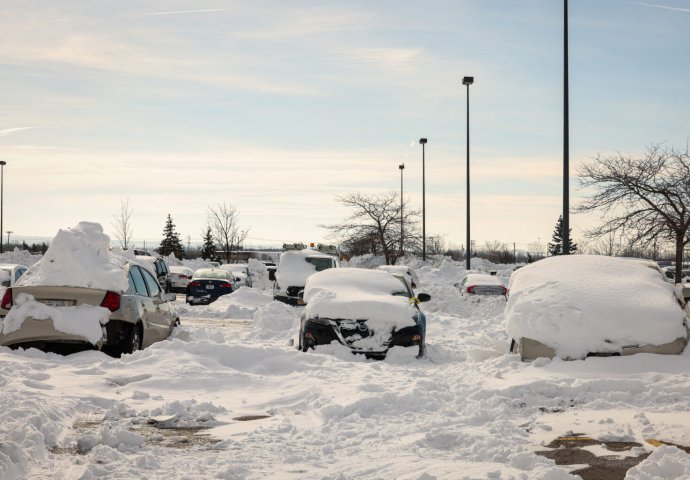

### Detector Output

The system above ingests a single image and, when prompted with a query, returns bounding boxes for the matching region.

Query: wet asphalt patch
[537,434,690,480]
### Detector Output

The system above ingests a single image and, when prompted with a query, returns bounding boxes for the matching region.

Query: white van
[273,250,338,305]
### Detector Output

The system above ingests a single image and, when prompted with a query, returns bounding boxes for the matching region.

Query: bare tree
[207,203,249,263]
[322,192,420,265]
[576,144,690,281]
[111,198,134,249]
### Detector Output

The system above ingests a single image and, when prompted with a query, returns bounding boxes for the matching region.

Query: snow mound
[0,248,42,268]
[626,445,690,479]
[505,255,688,359]
[224,287,273,319]
[16,222,129,292]
[247,301,299,341]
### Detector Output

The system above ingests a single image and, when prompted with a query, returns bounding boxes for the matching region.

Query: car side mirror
[417,293,431,303]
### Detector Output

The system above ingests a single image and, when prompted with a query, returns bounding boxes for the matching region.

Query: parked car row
[0,258,179,356]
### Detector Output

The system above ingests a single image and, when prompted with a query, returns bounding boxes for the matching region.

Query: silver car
[0,261,179,355]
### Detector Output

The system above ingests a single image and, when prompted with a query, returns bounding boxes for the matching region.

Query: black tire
[121,323,142,355]
[417,341,426,359]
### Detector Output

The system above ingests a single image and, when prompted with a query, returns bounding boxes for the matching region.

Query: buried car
[0,260,179,355]
[506,255,690,361]
[456,272,507,297]
[298,268,431,358]
[186,268,236,305]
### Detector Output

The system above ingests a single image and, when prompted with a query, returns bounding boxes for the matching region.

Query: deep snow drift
[1,253,690,479]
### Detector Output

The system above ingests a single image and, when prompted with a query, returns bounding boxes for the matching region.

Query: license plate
[39,299,76,307]
[205,285,215,290]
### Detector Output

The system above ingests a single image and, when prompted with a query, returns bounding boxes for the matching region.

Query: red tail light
[100,291,121,312]
[219,282,233,288]
[1,288,12,310]
[188,281,201,287]
[466,285,475,294]
[180,275,188,279]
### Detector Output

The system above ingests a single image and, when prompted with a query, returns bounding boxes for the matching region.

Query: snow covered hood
[505,255,688,359]
[15,222,129,292]
[303,268,417,329]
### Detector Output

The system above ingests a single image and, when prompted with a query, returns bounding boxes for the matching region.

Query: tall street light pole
[462,76,474,270]
[563,0,570,255]
[419,138,428,261]
[0,161,6,254]
[399,163,405,257]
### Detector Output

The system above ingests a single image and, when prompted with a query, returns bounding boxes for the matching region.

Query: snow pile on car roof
[304,268,417,330]
[505,255,688,359]
[276,249,334,286]
[16,222,129,292]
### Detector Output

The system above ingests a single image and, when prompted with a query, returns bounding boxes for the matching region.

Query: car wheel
[417,340,426,359]
[121,322,142,355]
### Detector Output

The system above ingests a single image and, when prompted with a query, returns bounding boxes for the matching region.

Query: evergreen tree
[200,226,217,261]
[547,215,578,256]
[159,214,184,258]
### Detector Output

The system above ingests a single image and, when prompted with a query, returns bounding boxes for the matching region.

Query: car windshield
[305,257,333,271]
[194,269,230,279]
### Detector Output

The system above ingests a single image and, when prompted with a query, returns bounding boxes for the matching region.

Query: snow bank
[247,301,299,341]
[505,255,688,359]
[304,268,417,331]
[16,222,129,292]
[224,287,273,319]
[0,248,42,268]
[626,445,690,479]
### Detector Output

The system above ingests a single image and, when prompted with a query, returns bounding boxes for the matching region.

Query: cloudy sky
[0,0,688,251]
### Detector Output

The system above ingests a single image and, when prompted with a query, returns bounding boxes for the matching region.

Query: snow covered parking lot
[2,259,690,479]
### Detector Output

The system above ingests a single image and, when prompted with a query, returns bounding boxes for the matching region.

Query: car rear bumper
[0,317,106,349]
[513,335,689,361]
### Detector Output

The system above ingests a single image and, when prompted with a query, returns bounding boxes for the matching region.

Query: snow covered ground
[2,258,690,479]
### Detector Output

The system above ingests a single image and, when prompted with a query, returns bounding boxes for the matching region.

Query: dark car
[298,268,430,359]
[186,269,235,305]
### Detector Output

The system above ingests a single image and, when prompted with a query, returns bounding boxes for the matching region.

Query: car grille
[335,319,374,343]
[286,286,303,297]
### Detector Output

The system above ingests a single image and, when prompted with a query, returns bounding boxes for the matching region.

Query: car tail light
[100,291,121,312]
[466,285,475,294]
[180,275,188,279]
[188,281,201,287]
[219,282,233,288]
[501,286,508,295]
[1,288,12,310]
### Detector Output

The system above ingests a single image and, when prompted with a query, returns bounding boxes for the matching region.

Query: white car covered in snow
[456,272,507,297]
[506,255,689,360]
[273,249,338,305]
[376,265,420,289]
[221,263,253,288]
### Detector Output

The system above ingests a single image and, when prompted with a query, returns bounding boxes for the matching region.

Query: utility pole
[6,230,12,246]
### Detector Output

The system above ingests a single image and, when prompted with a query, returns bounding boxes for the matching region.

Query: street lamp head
[419,138,427,145]
[462,76,474,86]
[399,163,405,170]
[0,161,6,166]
